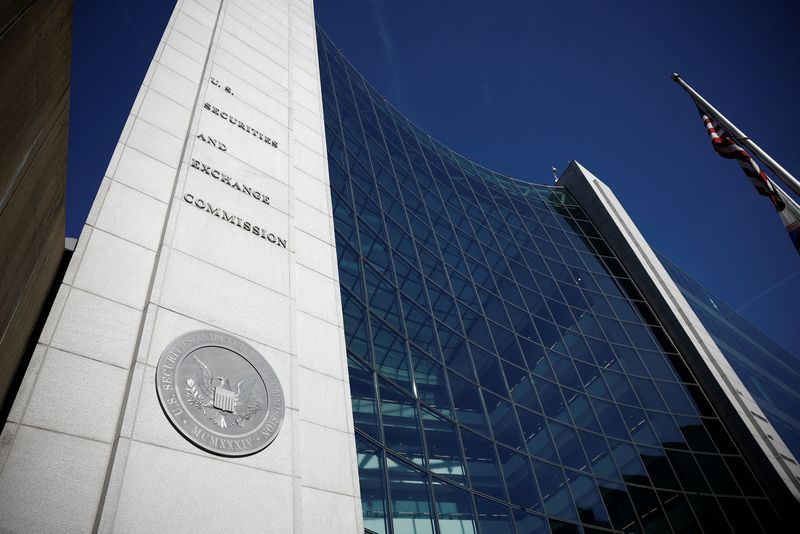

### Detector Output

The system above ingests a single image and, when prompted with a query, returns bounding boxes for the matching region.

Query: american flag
[698,106,800,254]
[777,187,800,254]
[698,107,785,210]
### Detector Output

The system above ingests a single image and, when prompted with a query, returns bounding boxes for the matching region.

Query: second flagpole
[672,73,800,198]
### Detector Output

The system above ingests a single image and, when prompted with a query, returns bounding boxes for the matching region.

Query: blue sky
[69,1,799,353]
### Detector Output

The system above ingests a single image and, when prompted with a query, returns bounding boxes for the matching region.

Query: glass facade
[659,253,800,461]
[317,27,783,533]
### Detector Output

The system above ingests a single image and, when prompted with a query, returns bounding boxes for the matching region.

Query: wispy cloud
[732,268,800,313]
[114,0,148,59]
[369,0,402,102]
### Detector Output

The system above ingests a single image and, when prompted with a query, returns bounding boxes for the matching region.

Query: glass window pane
[485,392,525,448]
[534,377,570,423]
[511,375,543,414]
[656,381,698,416]
[372,316,412,387]
[356,436,389,534]
[618,405,658,446]
[447,370,489,435]
[629,377,666,411]
[380,378,425,465]
[638,445,680,490]
[579,430,620,480]
[411,350,453,416]
[674,415,716,453]
[687,495,731,532]
[531,460,577,521]
[598,480,640,532]
[471,345,507,395]
[518,409,559,462]
[513,509,548,534]
[548,519,581,534]
[609,439,649,485]
[592,399,630,440]
[549,421,589,471]
[421,408,466,484]
[658,491,700,534]
[349,355,380,439]
[386,455,435,534]
[627,485,670,533]
[432,479,476,534]
[648,411,686,450]
[474,495,514,534]
[497,445,540,509]
[460,429,507,500]
[665,450,709,493]
[565,391,601,433]
[567,471,611,528]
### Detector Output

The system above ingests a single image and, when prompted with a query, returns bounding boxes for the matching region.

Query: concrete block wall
[0,1,362,532]
[0,0,71,411]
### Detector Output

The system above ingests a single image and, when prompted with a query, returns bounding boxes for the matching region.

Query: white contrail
[733,268,800,314]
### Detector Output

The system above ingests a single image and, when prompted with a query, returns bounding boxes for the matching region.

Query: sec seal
[155,330,285,457]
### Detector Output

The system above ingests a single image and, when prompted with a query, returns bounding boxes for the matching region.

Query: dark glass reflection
[317,24,776,534]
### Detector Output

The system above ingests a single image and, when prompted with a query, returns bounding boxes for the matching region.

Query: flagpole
[772,178,800,213]
[671,73,800,198]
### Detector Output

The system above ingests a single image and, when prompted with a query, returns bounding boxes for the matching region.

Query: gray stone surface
[110,440,293,533]
[0,1,361,531]
[72,228,156,310]
[0,426,111,533]
[50,287,141,368]
[22,348,128,442]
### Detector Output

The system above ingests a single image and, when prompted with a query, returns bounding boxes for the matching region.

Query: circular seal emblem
[155,330,285,457]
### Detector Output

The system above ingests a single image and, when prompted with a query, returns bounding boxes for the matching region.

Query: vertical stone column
[0,1,361,532]
[287,1,363,531]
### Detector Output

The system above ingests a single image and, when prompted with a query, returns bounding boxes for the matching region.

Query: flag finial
[671,73,681,81]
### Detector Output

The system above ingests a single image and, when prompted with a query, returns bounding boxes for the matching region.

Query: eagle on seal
[184,355,264,429]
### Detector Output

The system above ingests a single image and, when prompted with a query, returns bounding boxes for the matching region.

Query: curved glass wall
[317,27,781,533]
[658,253,800,461]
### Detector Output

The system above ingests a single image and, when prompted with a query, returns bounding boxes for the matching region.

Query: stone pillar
[0,1,362,531]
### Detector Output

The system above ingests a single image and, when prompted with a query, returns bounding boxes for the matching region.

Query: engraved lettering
[196,132,227,152]
[205,203,221,217]
[187,158,271,206]
[203,101,279,150]
[182,193,287,248]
